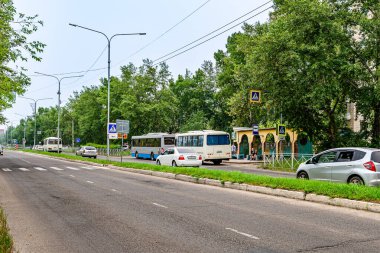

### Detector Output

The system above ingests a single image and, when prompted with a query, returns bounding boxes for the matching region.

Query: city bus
[131,133,175,160]
[43,137,62,153]
[176,130,231,165]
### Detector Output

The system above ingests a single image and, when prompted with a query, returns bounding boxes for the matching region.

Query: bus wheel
[150,153,155,161]
[213,160,222,165]
[135,152,139,159]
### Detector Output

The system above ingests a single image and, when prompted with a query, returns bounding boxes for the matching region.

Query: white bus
[176,130,231,165]
[131,133,175,160]
[43,137,62,153]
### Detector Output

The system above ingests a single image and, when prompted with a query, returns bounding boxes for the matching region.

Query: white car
[156,147,202,167]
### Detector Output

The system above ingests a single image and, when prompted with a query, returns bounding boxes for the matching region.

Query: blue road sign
[76,138,81,143]
[250,90,261,103]
[108,123,117,134]
[252,124,259,135]
[278,124,286,138]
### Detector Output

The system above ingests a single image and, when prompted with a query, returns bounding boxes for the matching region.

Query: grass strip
[0,209,13,253]
[21,149,380,203]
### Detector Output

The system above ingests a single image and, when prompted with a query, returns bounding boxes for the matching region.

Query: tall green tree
[0,0,45,122]
[247,0,358,149]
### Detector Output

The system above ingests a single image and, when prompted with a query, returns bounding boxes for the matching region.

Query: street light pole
[34,73,83,151]
[69,23,145,159]
[19,96,53,146]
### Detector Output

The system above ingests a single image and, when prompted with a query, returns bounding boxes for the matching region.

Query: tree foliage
[0,0,45,123]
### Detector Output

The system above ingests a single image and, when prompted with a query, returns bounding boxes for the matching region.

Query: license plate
[187,156,196,160]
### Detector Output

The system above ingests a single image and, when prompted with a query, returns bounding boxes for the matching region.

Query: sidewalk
[224,158,264,165]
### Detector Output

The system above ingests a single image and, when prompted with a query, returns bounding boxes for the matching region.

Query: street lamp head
[69,23,78,27]
[139,33,146,35]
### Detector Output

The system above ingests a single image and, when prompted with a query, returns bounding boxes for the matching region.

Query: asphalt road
[1,150,380,253]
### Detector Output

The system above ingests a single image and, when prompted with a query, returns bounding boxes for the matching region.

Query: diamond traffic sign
[108,123,117,134]
[250,90,261,103]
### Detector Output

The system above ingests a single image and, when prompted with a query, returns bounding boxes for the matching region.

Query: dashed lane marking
[86,181,94,184]
[66,166,80,171]
[81,167,95,170]
[50,167,64,171]
[225,228,259,240]
[34,167,47,171]
[153,203,168,209]
[2,168,11,172]
[18,168,30,171]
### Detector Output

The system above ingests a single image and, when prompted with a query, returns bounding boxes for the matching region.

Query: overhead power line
[153,1,272,64]
[111,0,211,69]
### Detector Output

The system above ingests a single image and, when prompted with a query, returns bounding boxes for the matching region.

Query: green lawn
[21,149,380,203]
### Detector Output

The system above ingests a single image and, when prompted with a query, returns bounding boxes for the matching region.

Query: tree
[247,0,358,149]
[0,0,45,122]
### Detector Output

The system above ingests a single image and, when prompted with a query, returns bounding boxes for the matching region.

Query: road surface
[1,150,379,252]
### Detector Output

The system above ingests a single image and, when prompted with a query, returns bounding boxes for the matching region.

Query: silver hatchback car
[296,148,380,186]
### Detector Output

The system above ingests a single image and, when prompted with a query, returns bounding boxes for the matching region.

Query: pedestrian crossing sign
[277,124,286,138]
[250,90,261,103]
[108,123,117,134]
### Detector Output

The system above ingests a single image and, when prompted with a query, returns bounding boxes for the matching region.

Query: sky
[1,0,272,131]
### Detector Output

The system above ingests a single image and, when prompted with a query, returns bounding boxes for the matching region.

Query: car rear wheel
[297,171,309,180]
[172,161,177,167]
[348,175,364,185]
[156,160,161,165]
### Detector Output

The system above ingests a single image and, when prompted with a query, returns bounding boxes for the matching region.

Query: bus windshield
[206,135,230,146]
[48,139,60,144]
[164,137,175,145]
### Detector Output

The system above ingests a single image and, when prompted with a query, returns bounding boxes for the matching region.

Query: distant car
[76,146,97,159]
[33,145,44,151]
[0,145,3,155]
[296,147,380,186]
[156,147,202,167]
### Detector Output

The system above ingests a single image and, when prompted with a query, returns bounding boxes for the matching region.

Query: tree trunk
[372,103,380,146]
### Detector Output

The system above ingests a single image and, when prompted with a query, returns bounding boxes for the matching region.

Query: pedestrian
[231,143,236,155]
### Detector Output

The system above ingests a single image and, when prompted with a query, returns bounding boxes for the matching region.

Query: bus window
[207,135,230,146]
[164,137,175,146]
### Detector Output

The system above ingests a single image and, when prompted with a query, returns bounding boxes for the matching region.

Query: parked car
[76,146,97,159]
[156,147,202,167]
[296,147,380,186]
[0,145,3,155]
[33,145,44,151]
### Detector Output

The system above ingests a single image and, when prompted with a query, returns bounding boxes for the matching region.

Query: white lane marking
[81,167,95,170]
[50,167,64,171]
[19,168,30,171]
[225,228,259,240]
[153,203,168,209]
[2,168,11,172]
[66,166,79,171]
[111,189,119,192]
[34,167,47,171]
[86,181,94,184]
[70,175,75,178]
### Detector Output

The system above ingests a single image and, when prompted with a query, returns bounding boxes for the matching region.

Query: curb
[19,151,380,214]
